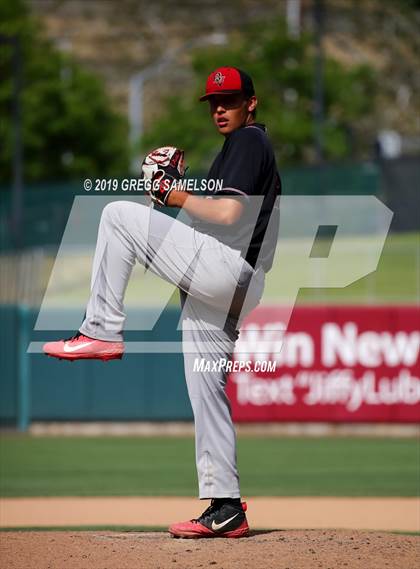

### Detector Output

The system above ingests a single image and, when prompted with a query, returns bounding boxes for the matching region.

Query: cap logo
[213,71,225,86]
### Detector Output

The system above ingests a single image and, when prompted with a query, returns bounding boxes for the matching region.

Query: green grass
[1,436,418,498]
[264,231,420,304]
[37,231,419,307]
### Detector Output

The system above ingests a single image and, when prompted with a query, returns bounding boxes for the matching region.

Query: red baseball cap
[199,66,255,102]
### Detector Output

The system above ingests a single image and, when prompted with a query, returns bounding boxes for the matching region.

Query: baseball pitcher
[44,66,281,538]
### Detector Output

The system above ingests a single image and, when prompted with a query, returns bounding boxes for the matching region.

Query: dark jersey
[193,123,281,272]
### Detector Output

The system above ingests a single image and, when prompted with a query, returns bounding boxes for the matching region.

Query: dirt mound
[1,529,418,569]
[2,497,418,532]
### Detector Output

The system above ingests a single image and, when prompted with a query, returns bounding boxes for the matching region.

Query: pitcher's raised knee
[101,200,147,225]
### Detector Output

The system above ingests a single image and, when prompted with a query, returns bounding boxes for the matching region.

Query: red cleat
[169,499,249,539]
[43,332,124,361]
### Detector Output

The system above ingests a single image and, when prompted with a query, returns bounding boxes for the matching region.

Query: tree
[0,0,129,184]
[141,19,376,170]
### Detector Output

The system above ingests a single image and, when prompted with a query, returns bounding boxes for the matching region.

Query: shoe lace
[194,499,219,524]
[64,331,83,342]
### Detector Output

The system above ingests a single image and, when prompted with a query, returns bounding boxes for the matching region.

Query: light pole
[286,0,301,38]
[1,34,23,248]
[129,55,173,173]
[313,0,325,163]
[128,33,226,173]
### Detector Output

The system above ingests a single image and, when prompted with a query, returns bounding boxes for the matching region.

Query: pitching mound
[1,529,418,569]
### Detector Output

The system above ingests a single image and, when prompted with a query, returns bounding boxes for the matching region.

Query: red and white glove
[141,146,186,207]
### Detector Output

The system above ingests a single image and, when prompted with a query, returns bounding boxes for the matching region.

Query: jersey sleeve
[214,127,265,201]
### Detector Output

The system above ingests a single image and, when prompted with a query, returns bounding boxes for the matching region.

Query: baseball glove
[141,146,186,207]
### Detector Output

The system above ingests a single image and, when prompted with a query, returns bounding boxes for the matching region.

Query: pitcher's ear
[247,95,258,113]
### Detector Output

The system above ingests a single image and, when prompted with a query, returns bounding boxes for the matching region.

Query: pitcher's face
[208,94,256,135]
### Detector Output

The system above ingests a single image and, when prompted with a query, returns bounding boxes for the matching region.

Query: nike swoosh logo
[211,513,239,532]
[63,341,95,353]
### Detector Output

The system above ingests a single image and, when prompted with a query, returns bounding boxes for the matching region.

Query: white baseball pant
[79,201,265,498]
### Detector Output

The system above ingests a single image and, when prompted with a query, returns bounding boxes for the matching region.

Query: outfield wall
[228,305,420,423]
[1,304,418,429]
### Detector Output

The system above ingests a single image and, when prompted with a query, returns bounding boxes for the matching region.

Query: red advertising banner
[227,305,420,423]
